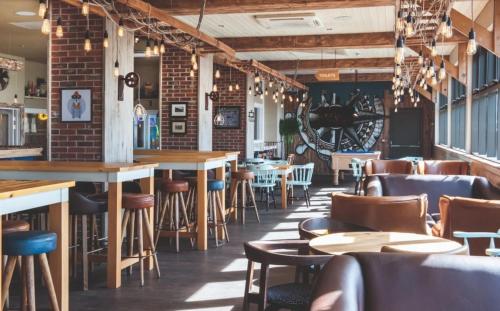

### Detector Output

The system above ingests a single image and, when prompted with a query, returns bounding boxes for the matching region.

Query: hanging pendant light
[445,17,453,38]
[438,60,446,80]
[235,83,240,91]
[421,63,427,75]
[160,39,166,54]
[280,83,285,93]
[213,84,218,92]
[190,67,195,78]
[145,39,151,57]
[405,15,415,37]
[134,102,147,120]
[439,14,448,35]
[430,39,437,57]
[418,50,424,65]
[113,60,120,77]
[153,40,159,56]
[467,28,477,55]
[41,11,51,35]
[56,17,64,38]
[215,69,221,79]
[248,86,252,95]
[214,108,225,126]
[265,88,268,96]
[191,48,197,64]
[118,18,125,37]
[13,94,18,104]
[431,74,438,86]
[254,72,260,83]
[269,81,274,88]
[229,84,233,92]
[38,0,47,17]
[103,30,109,48]
[394,36,405,64]
[82,0,90,16]
[395,64,402,76]
[84,30,92,52]
[396,10,404,32]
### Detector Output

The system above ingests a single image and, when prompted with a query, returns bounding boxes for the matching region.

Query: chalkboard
[214,106,241,129]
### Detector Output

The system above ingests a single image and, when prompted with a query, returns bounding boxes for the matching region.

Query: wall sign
[315,69,340,81]
[60,88,92,122]
[214,106,241,129]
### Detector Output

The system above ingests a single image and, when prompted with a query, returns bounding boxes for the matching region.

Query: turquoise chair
[287,163,315,208]
[453,230,500,257]
[249,165,278,211]
[351,158,363,195]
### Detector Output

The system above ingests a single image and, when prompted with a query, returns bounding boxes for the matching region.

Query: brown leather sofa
[310,252,500,311]
[417,160,469,175]
[434,196,500,255]
[331,193,429,234]
[364,159,413,176]
[365,174,500,220]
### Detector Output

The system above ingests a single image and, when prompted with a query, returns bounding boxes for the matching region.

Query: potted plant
[279,118,299,158]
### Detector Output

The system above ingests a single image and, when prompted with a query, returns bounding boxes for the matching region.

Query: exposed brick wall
[50,2,103,161]
[161,46,198,149]
[212,65,247,159]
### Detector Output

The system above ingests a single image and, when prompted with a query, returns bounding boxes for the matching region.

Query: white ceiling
[284,68,394,75]
[453,0,489,20]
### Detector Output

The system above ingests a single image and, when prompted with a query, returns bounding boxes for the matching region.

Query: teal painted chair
[351,158,364,195]
[249,165,278,211]
[287,163,315,208]
[453,230,500,257]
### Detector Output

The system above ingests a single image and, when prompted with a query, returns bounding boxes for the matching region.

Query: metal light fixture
[467,28,477,55]
[84,30,92,52]
[418,50,424,65]
[235,83,240,91]
[430,39,437,57]
[38,0,47,17]
[438,60,446,80]
[41,11,50,35]
[145,39,151,57]
[114,60,120,77]
[82,0,90,16]
[215,69,221,79]
[160,40,166,54]
[214,108,225,126]
[153,40,159,56]
[118,18,124,37]
[394,36,405,64]
[103,30,109,48]
[56,17,64,38]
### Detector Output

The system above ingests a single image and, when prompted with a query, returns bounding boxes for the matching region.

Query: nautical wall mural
[295,87,385,163]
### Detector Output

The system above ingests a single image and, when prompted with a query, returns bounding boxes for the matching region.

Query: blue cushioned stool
[2,231,60,311]
[207,179,229,247]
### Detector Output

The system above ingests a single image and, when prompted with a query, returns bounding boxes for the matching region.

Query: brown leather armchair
[364,159,413,176]
[310,252,500,311]
[331,193,429,234]
[434,196,500,255]
[417,160,469,175]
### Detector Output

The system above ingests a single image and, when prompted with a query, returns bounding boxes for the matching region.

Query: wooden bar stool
[121,193,160,286]
[207,180,229,247]
[155,180,195,252]
[184,177,198,223]
[229,170,260,224]
[2,231,60,311]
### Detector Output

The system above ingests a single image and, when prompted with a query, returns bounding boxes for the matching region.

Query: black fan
[0,69,9,91]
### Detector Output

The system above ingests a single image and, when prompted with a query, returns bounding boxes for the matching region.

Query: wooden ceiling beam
[202,32,395,53]
[495,0,500,55]
[249,60,308,90]
[262,58,397,71]
[406,45,459,80]
[293,73,393,83]
[450,8,496,56]
[146,0,396,15]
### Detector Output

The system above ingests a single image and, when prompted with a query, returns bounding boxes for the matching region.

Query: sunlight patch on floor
[260,230,300,240]
[186,280,245,302]
[221,258,258,272]
[285,212,327,219]
[272,221,300,230]
[176,306,235,311]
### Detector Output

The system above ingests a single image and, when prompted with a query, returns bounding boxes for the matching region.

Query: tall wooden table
[134,150,239,251]
[0,180,75,311]
[0,161,158,289]
[273,165,294,209]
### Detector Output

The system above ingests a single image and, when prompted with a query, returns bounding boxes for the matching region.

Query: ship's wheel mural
[295,89,385,162]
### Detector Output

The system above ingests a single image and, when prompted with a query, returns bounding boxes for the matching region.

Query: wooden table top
[309,231,464,255]
[0,161,158,172]
[134,154,228,163]
[0,180,75,199]
[134,149,240,157]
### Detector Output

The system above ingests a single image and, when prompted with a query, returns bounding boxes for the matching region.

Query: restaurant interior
[0,0,499,310]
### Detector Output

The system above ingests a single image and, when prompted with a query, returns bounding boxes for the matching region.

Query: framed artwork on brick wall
[171,120,187,134]
[60,88,92,122]
[171,102,187,117]
[214,106,241,129]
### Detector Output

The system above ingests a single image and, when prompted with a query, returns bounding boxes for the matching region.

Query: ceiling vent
[255,13,323,29]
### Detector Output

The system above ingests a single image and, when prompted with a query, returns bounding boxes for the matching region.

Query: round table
[309,231,465,255]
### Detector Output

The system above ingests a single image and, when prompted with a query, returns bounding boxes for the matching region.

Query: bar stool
[184,177,197,223]
[121,193,160,286]
[229,170,260,224]
[2,231,60,311]
[155,180,194,252]
[207,180,229,247]
[69,191,107,290]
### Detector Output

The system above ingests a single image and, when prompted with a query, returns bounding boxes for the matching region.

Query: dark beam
[263,58,396,71]
[293,73,393,83]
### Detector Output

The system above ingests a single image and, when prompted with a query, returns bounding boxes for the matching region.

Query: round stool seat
[154,177,164,190]
[4,231,57,256]
[70,191,107,215]
[231,170,254,181]
[185,176,198,187]
[3,220,30,235]
[122,193,155,210]
[207,179,225,191]
[162,180,189,193]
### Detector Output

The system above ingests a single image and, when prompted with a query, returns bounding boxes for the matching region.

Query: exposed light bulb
[134,36,140,44]
[215,69,221,79]
[254,73,260,83]
[421,64,427,75]
[280,103,284,108]
[41,11,51,35]
[260,94,264,100]
[191,49,197,63]
[430,39,437,57]
[56,17,64,38]
[394,36,405,64]
[265,88,268,96]
[248,87,252,95]
[445,18,453,39]
[103,30,109,48]
[38,0,47,17]
[396,10,404,32]
[189,68,195,78]
[118,18,124,37]
[269,81,273,88]
[405,15,414,37]
[467,28,477,55]
[84,30,92,52]
[213,84,218,92]
[229,84,233,92]
[417,50,424,65]
[439,14,448,35]
[82,0,90,16]
[160,40,166,54]
[153,40,159,55]
[395,64,402,76]
[431,74,438,86]
[145,39,151,57]
[280,84,285,93]
[193,61,198,71]
[13,94,18,104]
[114,60,119,77]
[429,61,435,75]
[438,60,446,80]
[235,84,240,91]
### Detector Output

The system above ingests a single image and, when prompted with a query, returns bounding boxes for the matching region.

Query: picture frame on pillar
[60,88,92,122]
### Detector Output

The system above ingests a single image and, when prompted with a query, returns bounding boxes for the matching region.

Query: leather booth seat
[332,193,429,234]
[364,159,413,176]
[417,160,469,175]
[310,252,500,311]
[365,174,500,220]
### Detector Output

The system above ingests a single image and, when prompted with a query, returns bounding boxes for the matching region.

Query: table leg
[107,182,122,288]
[333,169,339,186]
[230,160,238,220]
[163,169,173,180]
[0,217,2,311]
[140,176,154,271]
[215,165,225,239]
[281,174,287,209]
[197,170,208,251]
[48,201,69,311]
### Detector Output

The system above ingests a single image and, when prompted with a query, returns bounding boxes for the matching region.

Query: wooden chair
[287,163,314,208]
[243,240,331,311]
[364,159,413,176]
[350,158,363,195]
[417,160,469,175]
[298,217,372,240]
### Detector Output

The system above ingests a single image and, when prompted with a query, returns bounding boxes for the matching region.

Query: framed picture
[171,102,187,117]
[214,106,241,129]
[171,120,186,134]
[60,88,92,122]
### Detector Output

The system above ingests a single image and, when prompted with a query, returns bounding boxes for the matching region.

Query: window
[438,93,448,145]
[253,106,263,142]
[450,78,466,150]
[471,89,498,158]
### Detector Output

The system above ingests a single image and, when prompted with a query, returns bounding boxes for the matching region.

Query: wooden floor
[39,179,352,311]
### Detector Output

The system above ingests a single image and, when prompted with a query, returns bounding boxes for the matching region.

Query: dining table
[0,180,75,311]
[133,149,240,251]
[309,231,465,255]
[0,161,158,289]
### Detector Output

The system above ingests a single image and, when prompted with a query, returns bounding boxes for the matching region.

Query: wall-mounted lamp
[248,109,255,122]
